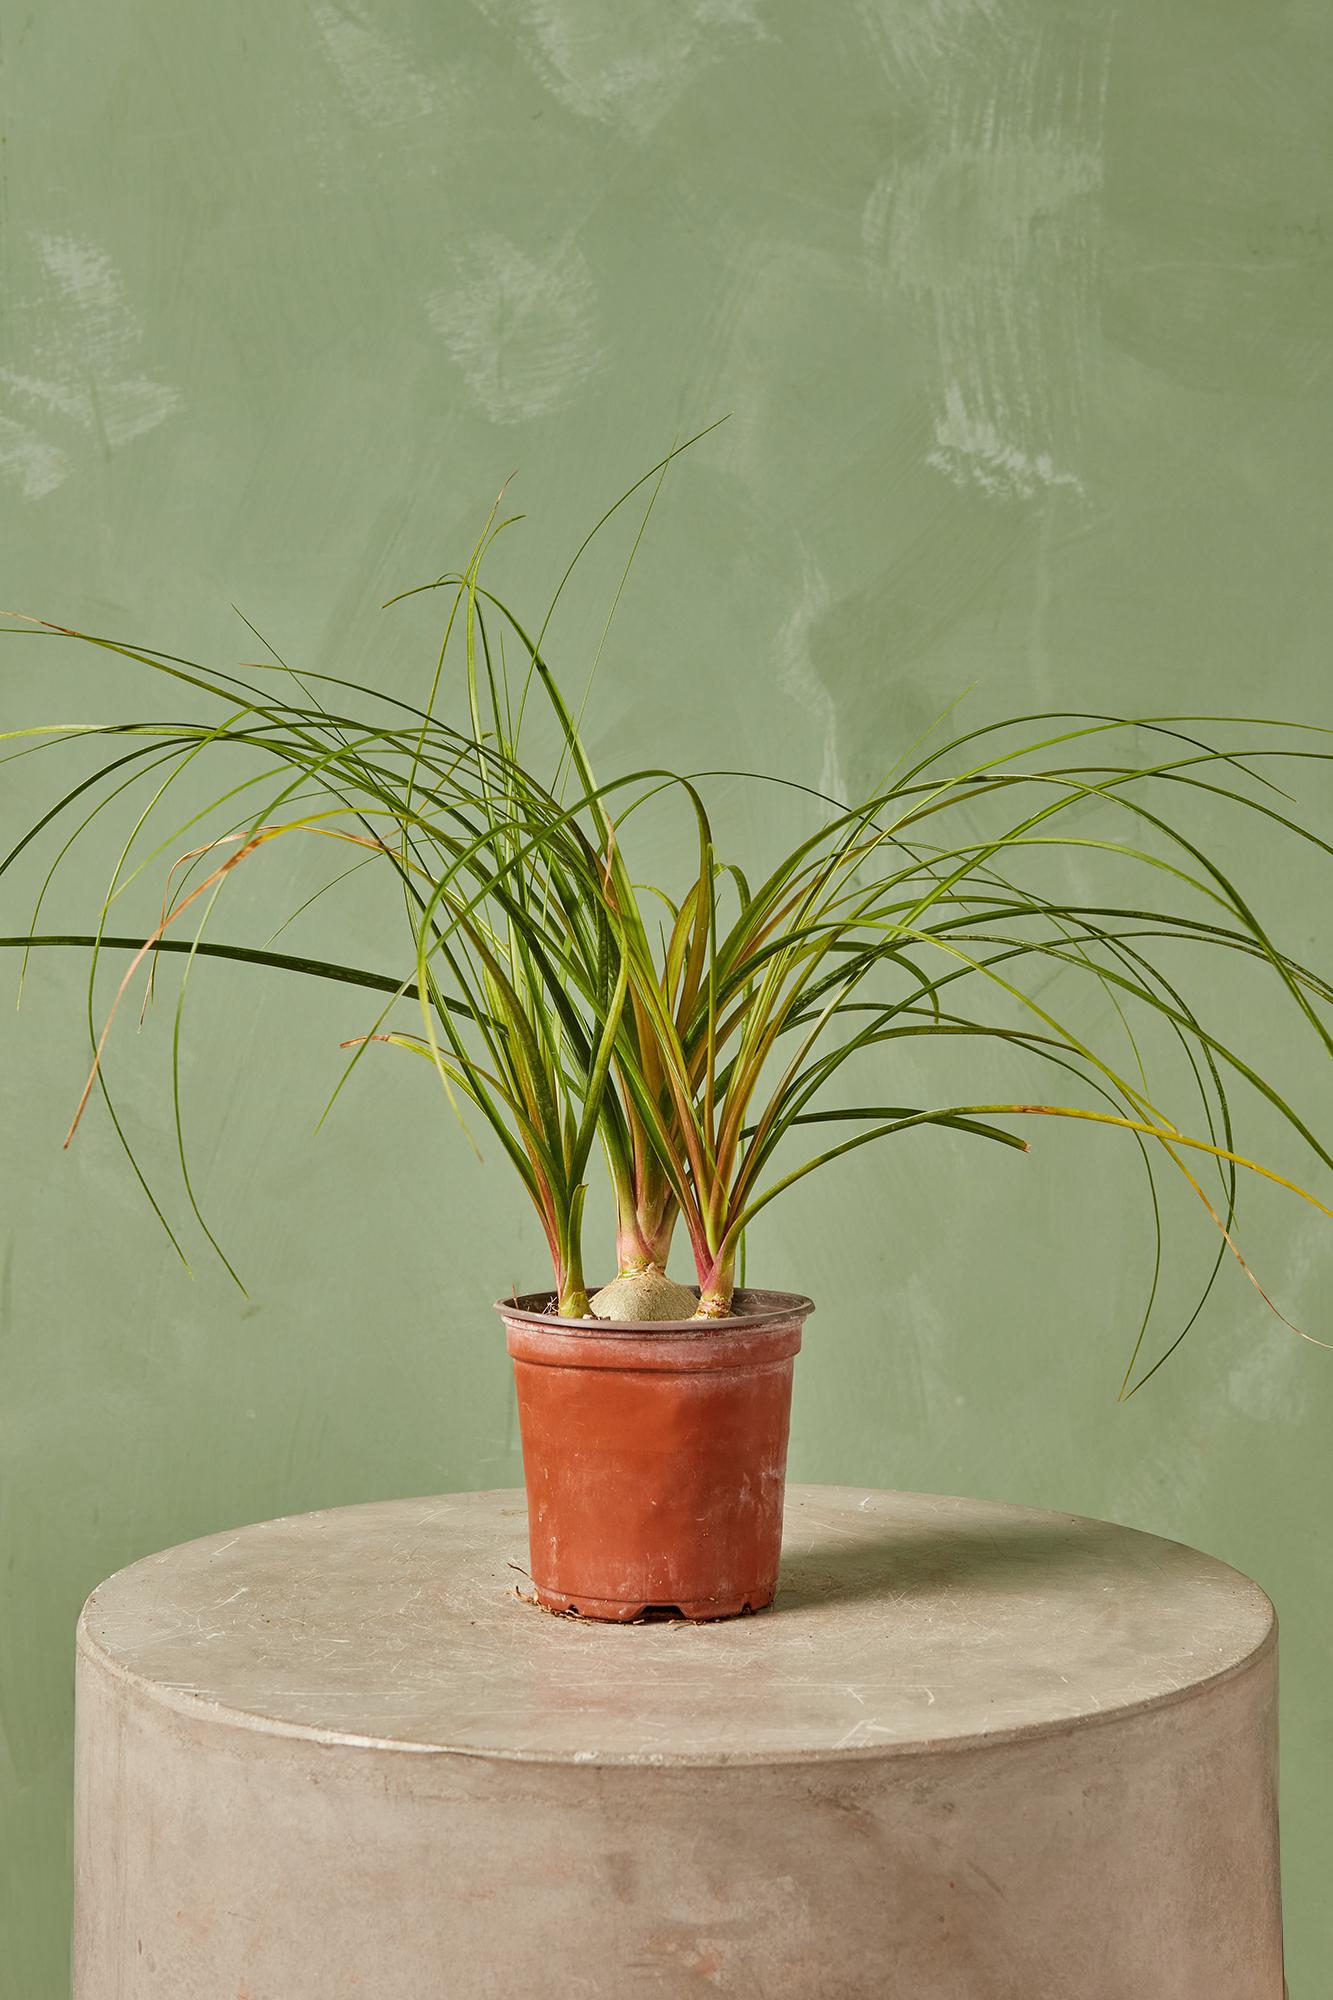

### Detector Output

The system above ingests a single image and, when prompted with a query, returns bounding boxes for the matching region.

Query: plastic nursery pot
[497,1289,813,1623]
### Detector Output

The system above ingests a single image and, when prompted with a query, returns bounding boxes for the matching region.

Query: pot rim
[495,1285,814,1338]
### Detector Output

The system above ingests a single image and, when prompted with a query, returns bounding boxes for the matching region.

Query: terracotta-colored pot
[497,1289,813,1622]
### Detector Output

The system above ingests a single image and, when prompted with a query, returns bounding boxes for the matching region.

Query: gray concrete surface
[73,1486,1284,1996]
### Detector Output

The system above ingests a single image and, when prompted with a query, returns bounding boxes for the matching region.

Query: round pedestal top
[78,1485,1274,1766]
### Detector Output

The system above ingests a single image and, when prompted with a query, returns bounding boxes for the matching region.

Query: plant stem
[557,1260,591,1318]
[695,1251,736,1318]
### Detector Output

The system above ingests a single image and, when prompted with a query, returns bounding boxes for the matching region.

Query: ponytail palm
[4,468,1331,1391]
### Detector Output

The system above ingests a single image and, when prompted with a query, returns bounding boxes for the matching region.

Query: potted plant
[5,448,1331,1621]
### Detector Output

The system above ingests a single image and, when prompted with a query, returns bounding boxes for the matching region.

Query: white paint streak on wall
[927,385,1085,501]
[471,0,766,136]
[776,543,846,802]
[1227,1333,1305,1424]
[858,0,1000,79]
[1224,1220,1319,1423]
[313,2,434,125]
[0,416,67,501]
[860,1,1109,502]
[425,235,605,423]
[0,232,181,497]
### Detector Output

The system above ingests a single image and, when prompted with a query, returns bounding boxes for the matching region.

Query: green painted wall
[4,1,1332,1989]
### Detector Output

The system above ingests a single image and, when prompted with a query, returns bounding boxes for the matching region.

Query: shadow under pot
[497,1290,813,1623]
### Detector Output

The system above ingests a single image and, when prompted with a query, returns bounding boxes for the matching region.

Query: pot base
[532,1584,776,1623]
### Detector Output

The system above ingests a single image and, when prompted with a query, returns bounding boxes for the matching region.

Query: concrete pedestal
[73,1486,1283,1997]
